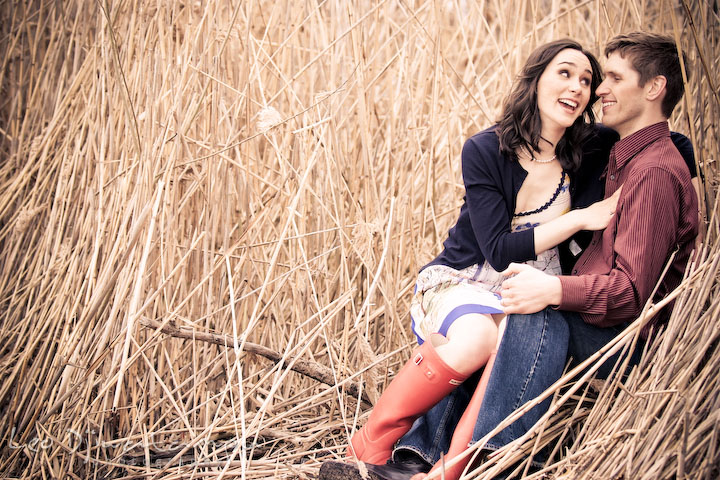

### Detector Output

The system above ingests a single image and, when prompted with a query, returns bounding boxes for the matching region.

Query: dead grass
[0,1,718,478]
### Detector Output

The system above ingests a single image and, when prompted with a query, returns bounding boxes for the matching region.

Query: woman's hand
[579,186,622,231]
[531,185,622,256]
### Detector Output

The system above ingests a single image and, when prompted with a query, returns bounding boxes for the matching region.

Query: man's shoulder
[630,136,692,179]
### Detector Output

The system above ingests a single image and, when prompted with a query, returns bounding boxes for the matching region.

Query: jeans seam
[511,311,548,411]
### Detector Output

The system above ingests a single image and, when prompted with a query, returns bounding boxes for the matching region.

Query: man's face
[596,52,647,138]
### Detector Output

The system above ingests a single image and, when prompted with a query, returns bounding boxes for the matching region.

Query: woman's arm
[462,136,536,271]
[463,132,621,269]
[532,188,620,255]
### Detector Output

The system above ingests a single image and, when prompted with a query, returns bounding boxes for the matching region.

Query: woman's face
[536,48,594,135]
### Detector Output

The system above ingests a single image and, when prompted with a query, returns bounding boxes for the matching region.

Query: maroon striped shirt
[558,122,698,332]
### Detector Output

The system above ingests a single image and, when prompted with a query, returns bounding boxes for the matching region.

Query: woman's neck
[534,126,565,157]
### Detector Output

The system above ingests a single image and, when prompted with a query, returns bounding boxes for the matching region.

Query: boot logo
[449,379,463,386]
[413,353,424,365]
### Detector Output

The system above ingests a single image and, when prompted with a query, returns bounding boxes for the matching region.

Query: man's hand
[500,263,563,314]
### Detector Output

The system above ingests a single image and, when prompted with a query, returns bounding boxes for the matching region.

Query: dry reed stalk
[0,1,718,479]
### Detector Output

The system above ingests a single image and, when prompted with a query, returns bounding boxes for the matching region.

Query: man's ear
[646,75,667,101]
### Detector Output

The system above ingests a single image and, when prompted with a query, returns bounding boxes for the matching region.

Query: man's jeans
[394,308,641,465]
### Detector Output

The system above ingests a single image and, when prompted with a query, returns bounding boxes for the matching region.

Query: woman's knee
[443,316,497,363]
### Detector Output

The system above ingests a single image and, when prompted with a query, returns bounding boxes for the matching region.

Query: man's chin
[600,116,618,131]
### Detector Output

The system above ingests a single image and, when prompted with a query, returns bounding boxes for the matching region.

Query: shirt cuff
[558,275,586,311]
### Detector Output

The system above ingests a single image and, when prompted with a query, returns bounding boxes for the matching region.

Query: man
[319,32,698,480]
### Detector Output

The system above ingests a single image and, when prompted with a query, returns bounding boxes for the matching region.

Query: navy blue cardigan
[423,125,695,275]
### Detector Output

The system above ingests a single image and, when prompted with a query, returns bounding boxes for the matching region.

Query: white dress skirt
[411,172,570,344]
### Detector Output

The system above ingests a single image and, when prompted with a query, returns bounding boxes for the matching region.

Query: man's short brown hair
[605,32,688,118]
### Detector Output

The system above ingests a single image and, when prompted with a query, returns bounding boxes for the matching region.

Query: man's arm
[559,131,698,275]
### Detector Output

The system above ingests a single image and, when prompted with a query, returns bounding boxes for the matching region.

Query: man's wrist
[548,275,563,306]
[556,275,586,310]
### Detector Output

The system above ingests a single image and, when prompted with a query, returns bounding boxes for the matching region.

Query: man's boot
[318,454,431,480]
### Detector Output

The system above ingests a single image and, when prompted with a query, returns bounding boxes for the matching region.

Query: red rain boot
[428,349,497,480]
[349,337,468,465]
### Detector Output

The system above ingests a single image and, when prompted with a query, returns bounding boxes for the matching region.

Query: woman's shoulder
[463,125,502,164]
[465,125,500,148]
[461,125,522,185]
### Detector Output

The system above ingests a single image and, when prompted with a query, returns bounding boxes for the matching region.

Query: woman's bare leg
[433,313,499,376]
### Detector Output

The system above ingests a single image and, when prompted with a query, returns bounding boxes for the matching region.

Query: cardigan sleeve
[461,136,536,271]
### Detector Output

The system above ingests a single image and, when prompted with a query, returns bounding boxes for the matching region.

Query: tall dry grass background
[1,0,718,478]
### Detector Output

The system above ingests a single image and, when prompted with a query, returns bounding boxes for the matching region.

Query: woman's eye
[559,69,569,77]
[580,78,591,86]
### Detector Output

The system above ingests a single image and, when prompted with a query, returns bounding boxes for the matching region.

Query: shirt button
[610,174,616,180]
[573,269,578,274]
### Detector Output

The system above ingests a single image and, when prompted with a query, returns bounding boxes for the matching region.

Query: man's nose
[596,80,609,96]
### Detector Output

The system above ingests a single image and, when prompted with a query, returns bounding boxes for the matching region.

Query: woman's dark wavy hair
[496,39,602,172]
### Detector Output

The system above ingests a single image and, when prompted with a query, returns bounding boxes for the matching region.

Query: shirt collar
[612,121,671,169]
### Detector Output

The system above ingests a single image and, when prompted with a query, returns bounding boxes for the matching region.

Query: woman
[321,39,616,480]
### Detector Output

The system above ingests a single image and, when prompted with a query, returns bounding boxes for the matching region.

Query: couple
[321,31,699,480]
